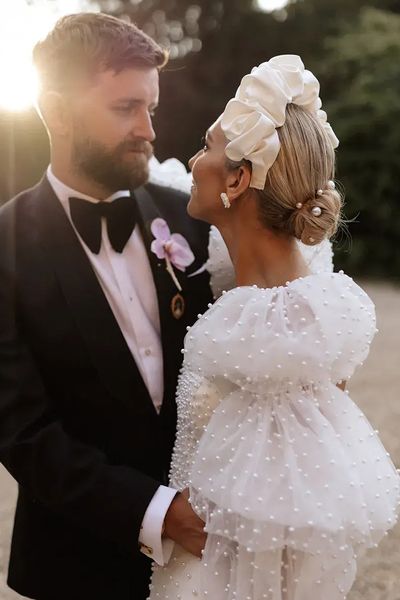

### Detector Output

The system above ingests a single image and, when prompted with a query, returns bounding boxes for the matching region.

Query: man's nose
[134,111,156,142]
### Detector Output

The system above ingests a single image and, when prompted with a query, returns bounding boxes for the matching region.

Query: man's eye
[114,107,131,113]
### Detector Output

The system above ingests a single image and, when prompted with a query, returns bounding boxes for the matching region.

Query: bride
[148,55,400,599]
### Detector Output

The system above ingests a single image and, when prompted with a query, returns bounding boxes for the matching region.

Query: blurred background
[0,0,400,277]
[0,1,399,599]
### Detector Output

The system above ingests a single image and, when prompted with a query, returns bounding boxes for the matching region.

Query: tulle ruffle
[189,385,399,558]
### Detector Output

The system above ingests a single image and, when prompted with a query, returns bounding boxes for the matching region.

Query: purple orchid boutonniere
[150,218,195,292]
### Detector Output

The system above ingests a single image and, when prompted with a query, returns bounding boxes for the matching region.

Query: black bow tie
[68,195,138,254]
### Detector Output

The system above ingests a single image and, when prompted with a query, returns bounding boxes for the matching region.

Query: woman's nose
[188,150,200,171]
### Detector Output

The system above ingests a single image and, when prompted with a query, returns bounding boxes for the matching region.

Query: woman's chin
[187,196,199,218]
[187,195,214,224]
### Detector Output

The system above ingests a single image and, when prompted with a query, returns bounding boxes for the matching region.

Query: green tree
[323,8,400,278]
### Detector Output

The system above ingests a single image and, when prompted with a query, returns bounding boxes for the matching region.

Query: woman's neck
[217,216,310,289]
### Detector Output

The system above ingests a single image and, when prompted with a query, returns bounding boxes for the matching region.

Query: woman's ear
[224,163,252,203]
[38,91,72,137]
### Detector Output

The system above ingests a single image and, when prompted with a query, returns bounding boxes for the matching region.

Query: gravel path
[1,280,399,600]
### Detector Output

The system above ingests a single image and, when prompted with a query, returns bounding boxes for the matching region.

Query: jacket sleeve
[0,210,160,552]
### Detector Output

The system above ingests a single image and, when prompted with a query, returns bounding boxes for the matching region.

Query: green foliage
[322,8,400,278]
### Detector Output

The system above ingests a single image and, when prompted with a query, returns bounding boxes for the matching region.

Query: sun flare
[0,0,100,112]
[255,0,289,12]
[0,0,288,112]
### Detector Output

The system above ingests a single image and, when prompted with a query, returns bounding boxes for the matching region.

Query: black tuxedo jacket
[0,176,213,600]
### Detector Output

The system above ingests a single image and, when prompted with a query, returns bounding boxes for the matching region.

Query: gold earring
[220,192,231,209]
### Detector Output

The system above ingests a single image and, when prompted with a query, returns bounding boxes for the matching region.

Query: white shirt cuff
[139,485,177,566]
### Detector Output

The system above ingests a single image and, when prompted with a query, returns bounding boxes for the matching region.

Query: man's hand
[163,488,206,558]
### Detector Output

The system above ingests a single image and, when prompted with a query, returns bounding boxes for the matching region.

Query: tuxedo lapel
[134,186,190,408]
[33,177,156,417]
[134,186,183,311]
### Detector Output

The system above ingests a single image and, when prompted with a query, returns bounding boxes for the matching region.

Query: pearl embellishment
[312,206,322,217]
[148,273,399,600]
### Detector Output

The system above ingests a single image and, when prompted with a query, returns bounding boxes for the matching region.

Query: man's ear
[225,163,252,203]
[38,91,72,137]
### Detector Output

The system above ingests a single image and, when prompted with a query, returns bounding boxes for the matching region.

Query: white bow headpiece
[221,55,339,190]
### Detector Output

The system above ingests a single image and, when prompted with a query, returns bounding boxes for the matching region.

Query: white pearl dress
[148,272,400,600]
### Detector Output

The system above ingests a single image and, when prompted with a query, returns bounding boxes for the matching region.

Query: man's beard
[72,135,153,193]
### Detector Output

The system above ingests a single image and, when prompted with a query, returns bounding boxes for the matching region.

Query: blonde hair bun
[287,187,342,246]
[251,104,343,243]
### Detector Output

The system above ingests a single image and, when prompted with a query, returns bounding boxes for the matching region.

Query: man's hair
[33,12,168,92]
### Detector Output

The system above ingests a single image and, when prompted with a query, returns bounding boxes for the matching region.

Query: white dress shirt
[47,166,175,565]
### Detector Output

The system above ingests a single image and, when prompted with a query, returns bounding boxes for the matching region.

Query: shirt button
[145,348,152,356]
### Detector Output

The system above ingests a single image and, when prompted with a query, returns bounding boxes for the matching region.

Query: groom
[0,12,211,600]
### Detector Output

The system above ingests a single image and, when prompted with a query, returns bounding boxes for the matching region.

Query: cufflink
[139,543,153,556]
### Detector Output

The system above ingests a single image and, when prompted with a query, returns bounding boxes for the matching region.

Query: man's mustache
[119,139,153,158]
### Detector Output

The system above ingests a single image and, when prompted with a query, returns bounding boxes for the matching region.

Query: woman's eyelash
[201,136,208,150]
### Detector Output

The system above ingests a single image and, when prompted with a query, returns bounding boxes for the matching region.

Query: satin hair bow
[221,55,339,190]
